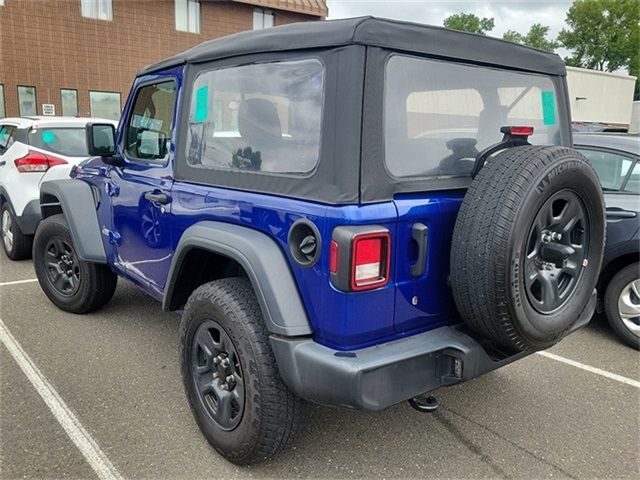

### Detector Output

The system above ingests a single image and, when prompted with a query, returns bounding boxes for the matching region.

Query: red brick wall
[0,0,318,118]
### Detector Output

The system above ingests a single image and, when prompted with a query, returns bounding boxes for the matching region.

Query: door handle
[606,208,636,219]
[144,191,171,205]
[0,161,6,166]
[411,223,428,277]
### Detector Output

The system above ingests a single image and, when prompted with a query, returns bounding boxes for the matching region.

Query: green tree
[558,0,639,73]
[503,24,561,53]
[443,13,495,35]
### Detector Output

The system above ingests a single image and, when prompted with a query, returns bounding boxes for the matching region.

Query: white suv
[0,116,118,260]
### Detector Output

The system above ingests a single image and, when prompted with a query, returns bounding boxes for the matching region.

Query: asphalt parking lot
[1,251,638,480]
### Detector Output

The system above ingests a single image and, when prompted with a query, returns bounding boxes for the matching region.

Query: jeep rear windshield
[384,55,563,178]
[28,128,88,157]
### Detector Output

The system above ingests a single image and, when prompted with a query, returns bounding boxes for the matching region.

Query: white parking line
[536,350,640,388]
[0,318,123,480]
[0,278,39,286]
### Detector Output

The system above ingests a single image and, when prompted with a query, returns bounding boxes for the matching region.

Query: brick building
[0,0,327,119]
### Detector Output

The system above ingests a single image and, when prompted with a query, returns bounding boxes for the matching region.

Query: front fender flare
[39,179,107,263]
[163,221,313,337]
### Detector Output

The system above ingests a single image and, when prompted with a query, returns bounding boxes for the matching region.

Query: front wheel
[180,278,301,465]
[604,263,640,350]
[33,214,117,313]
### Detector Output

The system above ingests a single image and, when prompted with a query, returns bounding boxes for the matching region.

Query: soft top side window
[124,80,177,164]
[185,59,325,175]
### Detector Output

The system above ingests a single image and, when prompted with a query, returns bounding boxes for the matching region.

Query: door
[577,147,640,259]
[109,78,178,295]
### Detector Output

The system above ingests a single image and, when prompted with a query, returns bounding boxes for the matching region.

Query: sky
[326,1,574,45]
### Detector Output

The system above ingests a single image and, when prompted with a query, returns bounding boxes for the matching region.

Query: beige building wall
[566,66,637,127]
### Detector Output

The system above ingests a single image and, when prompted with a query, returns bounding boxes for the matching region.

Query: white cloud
[326,1,573,40]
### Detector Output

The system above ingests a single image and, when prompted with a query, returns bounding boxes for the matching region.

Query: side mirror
[86,123,117,157]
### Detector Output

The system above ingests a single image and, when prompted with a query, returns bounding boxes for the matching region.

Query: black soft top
[141,16,566,77]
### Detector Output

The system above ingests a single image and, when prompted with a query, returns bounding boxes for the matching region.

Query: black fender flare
[39,179,107,263]
[163,221,313,337]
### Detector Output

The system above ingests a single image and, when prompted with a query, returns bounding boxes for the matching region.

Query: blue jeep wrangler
[34,17,605,464]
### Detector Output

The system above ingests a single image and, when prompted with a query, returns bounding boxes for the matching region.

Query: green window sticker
[194,85,208,123]
[541,90,557,126]
[41,131,57,144]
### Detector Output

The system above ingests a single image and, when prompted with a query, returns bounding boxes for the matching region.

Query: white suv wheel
[1,209,14,252]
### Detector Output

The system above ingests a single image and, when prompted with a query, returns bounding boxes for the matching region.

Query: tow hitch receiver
[409,395,439,413]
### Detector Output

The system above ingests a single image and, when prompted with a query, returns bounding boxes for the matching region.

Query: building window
[176,0,200,34]
[89,91,121,120]
[18,86,37,116]
[61,89,79,117]
[81,0,112,21]
[253,9,274,30]
[0,85,5,118]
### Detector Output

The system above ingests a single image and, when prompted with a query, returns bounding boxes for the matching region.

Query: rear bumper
[271,326,527,410]
[271,291,595,411]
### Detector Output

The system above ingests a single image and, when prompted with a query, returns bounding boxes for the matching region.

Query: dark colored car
[574,133,640,349]
[32,17,606,464]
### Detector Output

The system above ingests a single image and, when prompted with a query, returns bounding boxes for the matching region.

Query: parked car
[572,122,628,133]
[0,116,118,260]
[33,17,605,464]
[574,133,639,349]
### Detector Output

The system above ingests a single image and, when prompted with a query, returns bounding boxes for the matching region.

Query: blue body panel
[78,65,465,351]
[392,192,464,334]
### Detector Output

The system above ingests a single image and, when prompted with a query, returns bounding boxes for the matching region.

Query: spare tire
[451,145,605,351]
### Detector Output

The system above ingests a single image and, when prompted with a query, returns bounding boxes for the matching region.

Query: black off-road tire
[604,263,640,350]
[180,277,301,465]
[33,214,117,313]
[451,146,605,351]
[1,203,33,260]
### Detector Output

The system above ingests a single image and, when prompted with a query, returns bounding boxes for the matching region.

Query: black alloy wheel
[44,237,82,296]
[524,189,589,314]
[191,320,245,431]
[33,214,118,314]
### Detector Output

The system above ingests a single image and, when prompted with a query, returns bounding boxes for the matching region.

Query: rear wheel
[33,214,117,313]
[604,263,640,350]
[180,278,301,465]
[451,146,605,351]
[1,203,33,260]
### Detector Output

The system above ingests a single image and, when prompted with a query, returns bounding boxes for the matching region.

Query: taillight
[14,150,67,173]
[330,226,391,292]
[351,233,390,290]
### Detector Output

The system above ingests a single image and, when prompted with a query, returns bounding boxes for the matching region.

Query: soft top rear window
[384,55,563,179]
[29,127,88,157]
